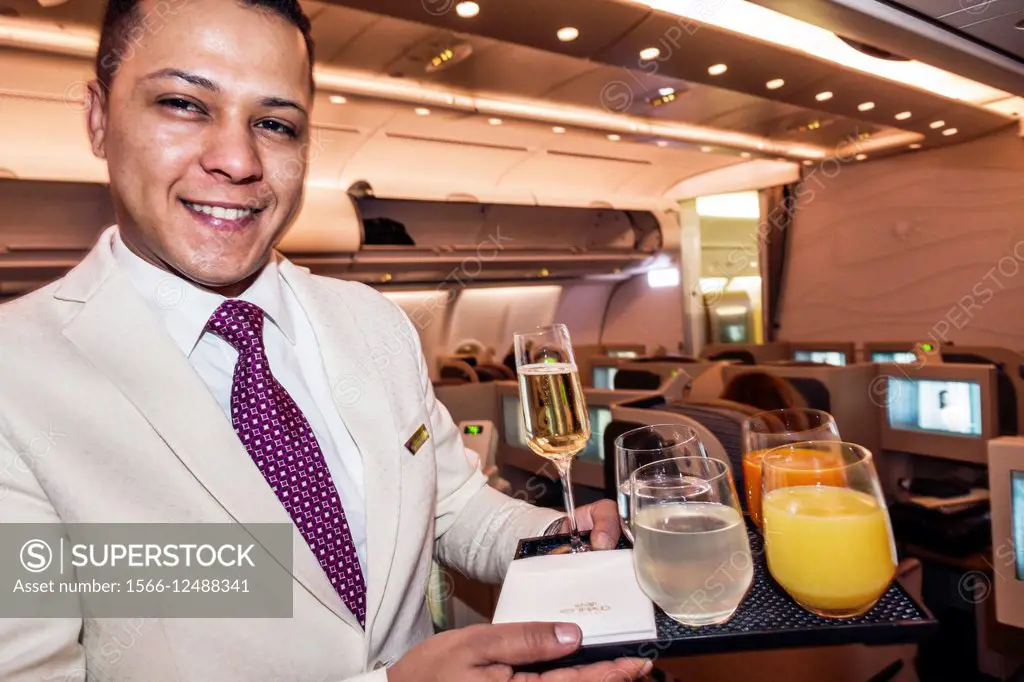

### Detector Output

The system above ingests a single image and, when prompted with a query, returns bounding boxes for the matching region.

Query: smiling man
[0,0,649,680]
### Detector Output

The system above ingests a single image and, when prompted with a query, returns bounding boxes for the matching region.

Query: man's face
[87,0,312,291]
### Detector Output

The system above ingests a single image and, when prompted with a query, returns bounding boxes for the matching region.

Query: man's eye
[159,98,204,114]
[256,119,297,138]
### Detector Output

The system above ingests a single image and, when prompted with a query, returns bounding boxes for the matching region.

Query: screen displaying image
[580,407,613,462]
[1013,471,1024,580]
[872,351,917,364]
[592,366,619,390]
[793,350,847,366]
[501,395,528,448]
[886,378,983,437]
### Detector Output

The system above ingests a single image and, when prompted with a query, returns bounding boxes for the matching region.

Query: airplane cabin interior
[1,0,1024,679]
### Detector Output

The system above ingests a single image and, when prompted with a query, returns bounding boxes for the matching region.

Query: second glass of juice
[761,441,897,619]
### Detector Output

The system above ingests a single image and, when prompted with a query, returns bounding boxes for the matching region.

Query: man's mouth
[180,199,265,222]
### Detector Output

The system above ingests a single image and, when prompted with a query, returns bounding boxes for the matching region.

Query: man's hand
[386,622,652,681]
[551,499,622,551]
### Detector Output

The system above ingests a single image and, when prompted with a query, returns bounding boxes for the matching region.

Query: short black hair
[95,0,315,90]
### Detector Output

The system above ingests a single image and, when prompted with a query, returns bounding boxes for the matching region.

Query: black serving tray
[510,523,938,671]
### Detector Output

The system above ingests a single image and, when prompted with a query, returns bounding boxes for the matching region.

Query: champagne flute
[630,456,752,626]
[741,408,840,528]
[614,424,707,543]
[761,441,897,618]
[513,324,591,553]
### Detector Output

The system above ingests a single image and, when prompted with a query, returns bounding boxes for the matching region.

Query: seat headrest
[688,361,729,401]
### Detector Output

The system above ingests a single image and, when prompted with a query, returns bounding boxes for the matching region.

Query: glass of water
[630,456,753,626]
[614,424,707,543]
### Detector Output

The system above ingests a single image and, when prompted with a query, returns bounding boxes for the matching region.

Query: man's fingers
[586,499,621,550]
[473,622,582,666]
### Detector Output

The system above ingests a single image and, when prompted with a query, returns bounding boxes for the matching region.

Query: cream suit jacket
[0,227,562,681]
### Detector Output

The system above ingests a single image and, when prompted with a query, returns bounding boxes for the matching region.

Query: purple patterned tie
[206,299,367,626]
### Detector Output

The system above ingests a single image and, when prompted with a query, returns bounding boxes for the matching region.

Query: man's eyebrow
[260,97,307,116]
[142,68,219,92]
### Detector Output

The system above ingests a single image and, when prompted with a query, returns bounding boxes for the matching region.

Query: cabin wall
[779,128,1024,348]
[602,274,685,353]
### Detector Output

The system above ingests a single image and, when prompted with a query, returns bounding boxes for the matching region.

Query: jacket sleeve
[400,314,563,584]
[0,429,86,681]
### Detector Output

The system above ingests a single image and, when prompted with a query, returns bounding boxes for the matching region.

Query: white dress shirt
[111,231,368,574]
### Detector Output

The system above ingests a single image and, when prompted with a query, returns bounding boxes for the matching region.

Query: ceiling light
[766,78,785,90]
[895,111,912,120]
[929,120,945,129]
[855,153,867,160]
[700,145,712,152]
[943,127,958,136]
[557,26,579,42]
[552,126,566,134]
[909,143,922,149]
[708,63,728,76]
[815,91,833,101]
[639,47,661,60]
[607,133,621,141]
[802,159,813,165]
[629,0,1012,108]
[858,101,875,111]
[656,140,668,147]
[455,1,479,18]
[414,107,431,116]
[488,118,503,125]
[328,95,347,104]
[740,152,751,158]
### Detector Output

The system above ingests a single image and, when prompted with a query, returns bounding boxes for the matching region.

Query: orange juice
[762,486,896,617]
[743,448,847,528]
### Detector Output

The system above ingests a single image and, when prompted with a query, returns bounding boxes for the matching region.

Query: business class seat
[437,359,479,385]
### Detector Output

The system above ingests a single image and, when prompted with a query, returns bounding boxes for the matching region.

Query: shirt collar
[110,228,297,357]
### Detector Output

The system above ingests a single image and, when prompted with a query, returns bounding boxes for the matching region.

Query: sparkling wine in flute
[518,362,591,460]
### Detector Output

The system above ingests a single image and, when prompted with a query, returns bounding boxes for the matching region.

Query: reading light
[815,91,833,101]
[855,153,867,160]
[648,88,677,106]
[557,26,579,42]
[658,87,675,96]
[708,63,728,76]
[803,159,813,165]
[895,111,912,120]
[414,107,431,116]
[766,78,785,90]
[539,268,551,277]
[858,101,875,111]
[909,143,922,149]
[607,133,621,141]
[929,120,945,129]
[647,268,680,288]
[943,127,958,136]
[455,1,479,18]
[552,126,566,133]
[329,95,347,104]
[639,47,661,60]
[488,118,503,125]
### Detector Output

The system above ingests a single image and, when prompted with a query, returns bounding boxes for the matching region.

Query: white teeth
[185,201,255,220]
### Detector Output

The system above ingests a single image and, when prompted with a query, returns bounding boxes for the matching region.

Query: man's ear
[85,81,109,159]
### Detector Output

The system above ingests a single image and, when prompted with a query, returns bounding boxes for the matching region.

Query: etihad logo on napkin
[560,601,611,615]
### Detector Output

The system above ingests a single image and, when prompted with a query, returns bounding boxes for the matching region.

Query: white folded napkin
[492,548,657,646]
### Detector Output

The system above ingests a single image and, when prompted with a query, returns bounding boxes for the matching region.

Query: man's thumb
[475,622,582,666]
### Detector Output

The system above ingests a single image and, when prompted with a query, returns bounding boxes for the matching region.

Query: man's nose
[200,118,263,184]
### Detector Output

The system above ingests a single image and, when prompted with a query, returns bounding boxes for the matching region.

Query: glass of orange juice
[741,409,840,528]
[761,441,897,618]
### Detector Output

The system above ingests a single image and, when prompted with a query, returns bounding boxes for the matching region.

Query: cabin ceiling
[894,0,1024,60]
[0,0,1018,172]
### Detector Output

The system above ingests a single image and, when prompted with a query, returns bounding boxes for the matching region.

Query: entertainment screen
[793,350,847,366]
[886,377,983,437]
[502,395,611,461]
[872,351,917,364]
[592,366,619,390]
[1013,471,1024,580]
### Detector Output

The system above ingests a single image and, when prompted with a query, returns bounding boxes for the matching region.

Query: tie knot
[205,299,266,353]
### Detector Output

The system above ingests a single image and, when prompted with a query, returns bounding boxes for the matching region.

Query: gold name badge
[405,424,430,455]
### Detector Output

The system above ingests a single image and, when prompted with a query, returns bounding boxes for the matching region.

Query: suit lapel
[56,241,359,629]
[280,261,402,645]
